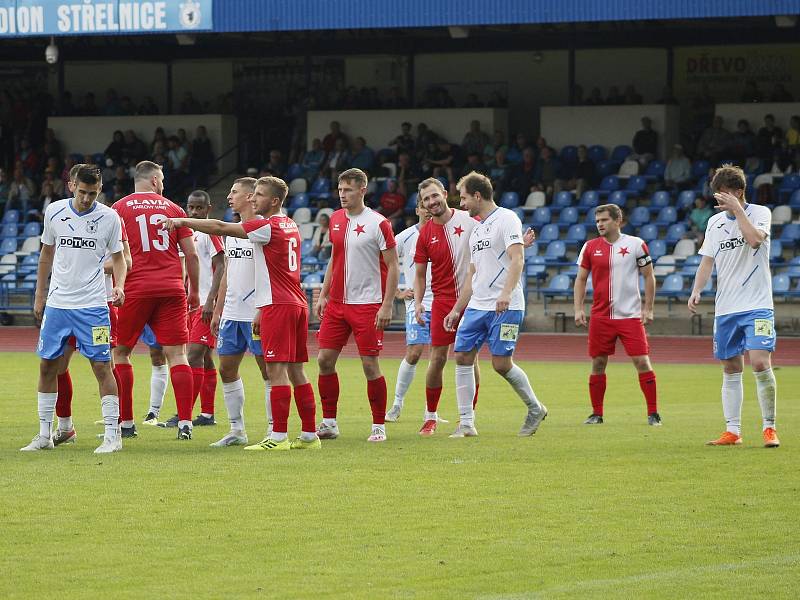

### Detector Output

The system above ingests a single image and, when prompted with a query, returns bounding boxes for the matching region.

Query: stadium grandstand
[1,3,800,332]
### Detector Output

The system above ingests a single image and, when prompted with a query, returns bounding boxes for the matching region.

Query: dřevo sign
[0,0,212,36]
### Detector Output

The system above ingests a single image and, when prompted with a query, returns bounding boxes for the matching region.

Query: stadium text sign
[0,0,212,36]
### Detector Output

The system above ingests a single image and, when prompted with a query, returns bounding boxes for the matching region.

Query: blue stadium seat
[596,176,620,198]
[777,173,800,203]
[677,190,697,212]
[524,243,539,261]
[565,224,586,245]
[308,178,331,199]
[531,207,552,229]
[773,274,791,298]
[745,159,765,175]
[639,223,659,242]
[21,273,37,289]
[694,175,708,195]
[789,189,800,210]
[649,239,667,261]
[553,191,573,210]
[538,223,560,243]
[1,223,17,239]
[300,238,313,256]
[620,176,647,199]
[287,163,303,181]
[610,145,632,163]
[691,160,711,180]
[222,207,235,222]
[785,256,800,278]
[22,222,41,237]
[559,145,578,165]
[2,210,20,224]
[608,190,627,207]
[558,206,579,227]
[658,273,685,296]
[289,193,310,211]
[499,191,519,209]
[666,223,687,245]
[512,207,525,223]
[588,145,607,163]
[596,160,620,178]
[405,192,419,214]
[578,190,599,212]
[629,206,650,228]
[779,223,800,244]
[541,273,572,312]
[0,238,16,254]
[770,240,784,263]
[303,272,323,285]
[643,160,665,182]
[525,256,547,281]
[544,240,567,263]
[678,254,702,277]
[649,190,671,213]
[583,207,597,227]
[654,206,678,227]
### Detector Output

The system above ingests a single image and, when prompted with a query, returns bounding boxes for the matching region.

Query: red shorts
[259,304,309,362]
[116,295,189,349]
[431,297,460,347]
[188,308,216,348]
[588,316,650,358]
[68,302,118,348]
[317,300,383,356]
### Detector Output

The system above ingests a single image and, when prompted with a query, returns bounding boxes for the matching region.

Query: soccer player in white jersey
[384,195,435,429]
[444,172,547,438]
[208,177,273,447]
[23,166,127,453]
[688,165,780,448]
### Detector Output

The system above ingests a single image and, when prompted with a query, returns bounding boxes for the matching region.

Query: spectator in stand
[376,178,406,231]
[624,85,644,104]
[769,83,794,102]
[321,137,350,183]
[460,152,490,179]
[191,125,215,185]
[150,127,167,155]
[396,151,421,197]
[740,80,763,103]
[535,136,556,156]
[434,88,456,108]
[629,117,658,167]
[756,114,784,161]
[311,213,332,260]
[585,87,605,106]
[532,146,562,199]
[663,144,692,191]
[384,86,409,109]
[415,123,437,163]
[139,96,159,115]
[176,128,191,153]
[487,148,511,193]
[689,196,713,244]
[108,166,133,197]
[15,137,39,178]
[105,130,126,165]
[166,135,190,192]
[263,149,287,179]
[487,90,507,108]
[27,181,58,222]
[60,157,75,192]
[505,147,538,199]
[300,138,326,180]
[786,115,800,152]
[322,120,348,153]
[506,133,529,165]
[606,86,625,105]
[122,130,147,166]
[7,165,36,211]
[483,130,508,164]
[119,96,136,115]
[696,116,732,164]
[462,120,491,156]
[424,139,461,188]
[463,94,484,108]
[350,136,375,174]
[388,122,415,156]
[554,144,595,198]
[102,88,122,115]
[0,168,9,211]
[43,128,62,158]
[730,119,756,164]
[41,167,65,198]
[180,92,202,114]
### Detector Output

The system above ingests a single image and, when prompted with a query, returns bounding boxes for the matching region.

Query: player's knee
[751,358,771,373]
[632,356,652,372]
[39,358,60,378]
[406,347,423,365]
[492,357,512,375]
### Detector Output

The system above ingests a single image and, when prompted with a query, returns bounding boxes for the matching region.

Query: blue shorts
[38,306,112,362]
[713,309,776,360]
[217,319,262,356]
[139,324,161,349]
[454,308,524,356]
[406,310,432,346]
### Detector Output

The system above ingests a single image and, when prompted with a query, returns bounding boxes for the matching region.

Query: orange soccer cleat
[762,428,780,448]
[706,431,742,446]
[418,419,438,436]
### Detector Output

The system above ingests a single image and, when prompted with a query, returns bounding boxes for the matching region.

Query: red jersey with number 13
[113,192,193,298]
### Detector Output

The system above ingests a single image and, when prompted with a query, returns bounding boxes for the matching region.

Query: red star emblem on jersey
[354,223,366,236]
[453,225,464,237]
[618,247,630,257]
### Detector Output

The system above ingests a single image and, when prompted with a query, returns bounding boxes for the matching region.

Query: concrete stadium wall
[713,102,800,132]
[47,114,239,173]
[539,104,681,159]
[306,108,508,152]
[576,48,668,105]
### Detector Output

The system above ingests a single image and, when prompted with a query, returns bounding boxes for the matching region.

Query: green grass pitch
[1,352,798,599]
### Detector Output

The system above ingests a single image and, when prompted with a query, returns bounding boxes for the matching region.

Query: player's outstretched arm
[33,244,55,323]
[110,250,127,307]
[376,247,400,329]
[179,235,201,311]
[688,255,714,314]
[641,262,655,325]
[573,267,589,327]
[164,217,247,239]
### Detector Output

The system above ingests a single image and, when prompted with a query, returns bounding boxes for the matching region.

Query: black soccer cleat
[584,413,604,425]
[177,425,192,440]
[647,412,663,426]
[158,414,180,428]
[192,414,216,426]
[120,424,138,438]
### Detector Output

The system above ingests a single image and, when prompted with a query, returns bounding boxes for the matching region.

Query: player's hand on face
[315,295,328,320]
[713,191,741,213]
[523,227,536,247]
[575,309,587,327]
[201,299,214,323]
[111,287,125,307]
[688,292,701,314]
[375,305,392,330]
[210,313,221,337]
[641,309,654,326]
[496,292,511,314]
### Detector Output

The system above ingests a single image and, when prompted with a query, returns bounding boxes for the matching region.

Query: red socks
[270,385,292,434]
[426,386,442,414]
[170,365,194,421]
[114,364,134,422]
[473,383,480,410]
[639,371,658,414]
[190,367,204,409]
[294,383,317,433]
[56,370,73,418]
[200,368,217,415]
[367,376,387,425]
[589,373,606,416]
[318,373,339,419]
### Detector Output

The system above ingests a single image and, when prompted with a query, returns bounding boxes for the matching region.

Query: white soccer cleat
[20,435,55,452]
[519,404,548,437]
[316,422,340,440]
[210,431,249,447]
[384,405,402,422]
[367,425,387,443]
[94,435,122,454]
[449,422,479,438]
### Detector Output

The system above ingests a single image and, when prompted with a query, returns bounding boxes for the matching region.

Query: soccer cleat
[316,422,340,440]
[584,413,604,425]
[244,437,290,451]
[20,435,55,451]
[519,405,548,437]
[763,427,780,448]
[120,424,138,438]
[94,435,122,454]
[177,425,192,440]
[52,428,77,446]
[158,414,179,428]
[209,432,249,447]
[449,422,478,438]
[705,431,742,446]
[142,412,160,426]
[192,414,216,426]
[648,412,663,427]
[385,405,402,422]
[418,419,438,436]
[290,436,322,450]
[367,426,387,443]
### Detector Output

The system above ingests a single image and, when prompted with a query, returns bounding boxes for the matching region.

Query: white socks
[149,364,169,415]
[38,392,57,438]
[722,372,744,436]
[754,368,777,430]
[264,380,273,435]
[502,365,544,412]
[271,431,288,442]
[455,365,476,427]
[101,395,120,438]
[57,416,73,431]
[393,359,417,409]
[223,378,246,432]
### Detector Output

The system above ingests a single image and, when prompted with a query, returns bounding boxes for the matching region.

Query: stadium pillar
[166,62,173,114]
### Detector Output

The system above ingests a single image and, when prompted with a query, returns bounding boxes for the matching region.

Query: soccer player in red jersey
[315,168,399,442]
[112,161,200,441]
[573,204,662,426]
[164,176,320,450]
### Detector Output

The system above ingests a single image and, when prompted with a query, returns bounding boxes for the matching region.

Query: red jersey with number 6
[113,192,193,298]
[242,215,306,309]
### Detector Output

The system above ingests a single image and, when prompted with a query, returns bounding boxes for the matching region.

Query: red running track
[1,327,798,365]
